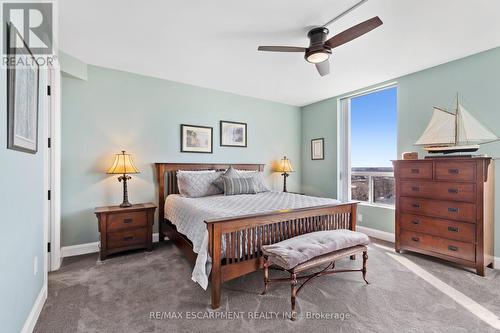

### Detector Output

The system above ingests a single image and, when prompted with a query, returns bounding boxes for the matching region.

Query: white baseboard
[357,226,395,243]
[61,233,160,258]
[21,284,47,333]
[495,257,500,270]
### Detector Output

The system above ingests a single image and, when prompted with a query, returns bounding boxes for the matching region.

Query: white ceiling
[59,0,500,106]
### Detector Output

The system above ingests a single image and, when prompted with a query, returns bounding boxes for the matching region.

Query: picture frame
[180,124,213,153]
[311,138,324,160]
[7,23,40,154]
[220,120,247,147]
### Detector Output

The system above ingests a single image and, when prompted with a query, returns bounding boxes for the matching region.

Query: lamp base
[118,174,133,208]
[282,172,289,192]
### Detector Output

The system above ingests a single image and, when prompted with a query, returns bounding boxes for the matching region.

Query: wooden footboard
[206,202,358,309]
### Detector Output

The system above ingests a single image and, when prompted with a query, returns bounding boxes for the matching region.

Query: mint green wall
[301,47,500,252]
[0,70,47,331]
[62,65,302,247]
[301,99,337,198]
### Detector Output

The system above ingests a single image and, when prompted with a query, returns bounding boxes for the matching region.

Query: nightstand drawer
[107,211,148,232]
[107,228,148,249]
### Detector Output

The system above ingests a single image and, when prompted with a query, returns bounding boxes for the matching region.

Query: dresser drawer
[400,230,475,262]
[400,197,475,223]
[398,162,433,179]
[107,211,148,232]
[400,213,475,243]
[399,181,476,202]
[435,161,476,182]
[107,228,148,249]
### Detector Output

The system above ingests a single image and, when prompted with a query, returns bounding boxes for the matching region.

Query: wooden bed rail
[206,202,358,309]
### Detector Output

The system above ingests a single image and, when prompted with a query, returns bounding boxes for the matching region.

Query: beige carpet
[34,239,500,333]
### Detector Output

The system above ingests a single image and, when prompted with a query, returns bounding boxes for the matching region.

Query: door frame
[43,60,62,272]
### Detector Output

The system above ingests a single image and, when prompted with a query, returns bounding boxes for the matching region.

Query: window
[338,86,397,207]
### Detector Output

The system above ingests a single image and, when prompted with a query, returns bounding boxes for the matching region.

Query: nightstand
[94,203,156,260]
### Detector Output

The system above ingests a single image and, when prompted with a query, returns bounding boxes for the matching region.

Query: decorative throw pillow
[212,166,240,191]
[213,167,269,193]
[222,177,258,195]
[177,171,223,197]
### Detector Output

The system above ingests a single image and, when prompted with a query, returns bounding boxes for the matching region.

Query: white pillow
[177,171,222,197]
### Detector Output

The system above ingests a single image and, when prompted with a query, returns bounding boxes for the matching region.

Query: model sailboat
[415,95,499,154]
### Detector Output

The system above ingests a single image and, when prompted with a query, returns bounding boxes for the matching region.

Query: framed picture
[7,23,40,154]
[311,138,324,160]
[220,121,247,147]
[180,124,213,153]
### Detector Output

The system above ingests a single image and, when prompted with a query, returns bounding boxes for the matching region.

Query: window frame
[337,83,397,209]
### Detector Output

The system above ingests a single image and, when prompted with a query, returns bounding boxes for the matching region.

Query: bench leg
[362,251,369,284]
[261,259,270,295]
[290,273,297,321]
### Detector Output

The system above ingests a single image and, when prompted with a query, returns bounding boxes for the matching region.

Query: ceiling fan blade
[258,46,307,52]
[325,16,383,49]
[315,60,330,77]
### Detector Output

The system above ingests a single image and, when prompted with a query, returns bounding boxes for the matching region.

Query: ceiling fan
[257,0,383,77]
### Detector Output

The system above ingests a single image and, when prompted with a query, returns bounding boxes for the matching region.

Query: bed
[156,163,358,309]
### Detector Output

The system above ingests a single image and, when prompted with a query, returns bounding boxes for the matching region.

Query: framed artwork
[180,124,213,153]
[311,138,324,160]
[7,23,40,154]
[220,121,247,147]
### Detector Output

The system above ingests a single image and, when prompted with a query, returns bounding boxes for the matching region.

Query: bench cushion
[261,229,369,270]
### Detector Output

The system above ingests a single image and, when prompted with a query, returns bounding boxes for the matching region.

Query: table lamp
[275,156,294,192]
[107,151,140,207]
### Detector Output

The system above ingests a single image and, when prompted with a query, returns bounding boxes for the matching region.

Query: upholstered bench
[261,229,370,320]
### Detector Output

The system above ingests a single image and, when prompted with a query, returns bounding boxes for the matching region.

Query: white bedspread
[164,191,340,289]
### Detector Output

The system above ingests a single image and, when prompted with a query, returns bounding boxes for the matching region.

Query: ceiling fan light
[306,51,329,64]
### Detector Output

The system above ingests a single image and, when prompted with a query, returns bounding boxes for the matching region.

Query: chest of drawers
[393,157,494,276]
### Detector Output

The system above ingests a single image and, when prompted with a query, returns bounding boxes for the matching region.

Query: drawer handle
[448,226,459,232]
[411,168,420,174]
[411,186,420,192]
[123,236,134,241]
[412,203,421,208]
[448,188,459,194]
[448,245,458,252]
[448,207,459,213]
[448,168,459,174]
[411,219,420,225]
[411,237,420,242]
[123,218,133,224]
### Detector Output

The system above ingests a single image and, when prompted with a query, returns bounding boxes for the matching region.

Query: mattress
[164,191,340,290]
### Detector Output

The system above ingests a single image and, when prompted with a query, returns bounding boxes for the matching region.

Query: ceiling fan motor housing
[305,27,332,63]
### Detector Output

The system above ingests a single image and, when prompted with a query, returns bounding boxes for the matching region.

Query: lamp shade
[107,151,140,175]
[275,156,294,173]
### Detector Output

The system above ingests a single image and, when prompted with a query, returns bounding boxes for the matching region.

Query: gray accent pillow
[212,166,239,191]
[222,177,258,195]
[261,230,370,270]
[213,166,269,193]
[177,171,223,198]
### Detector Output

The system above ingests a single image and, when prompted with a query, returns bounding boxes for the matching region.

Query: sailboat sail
[457,104,498,144]
[415,108,456,146]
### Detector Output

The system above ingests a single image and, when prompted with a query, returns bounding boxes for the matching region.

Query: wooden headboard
[155,163,265,222]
